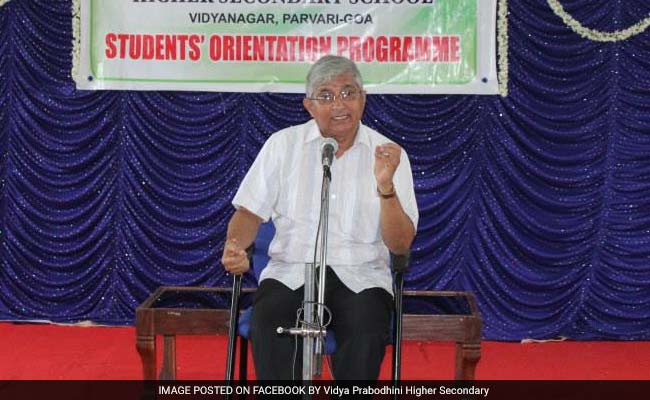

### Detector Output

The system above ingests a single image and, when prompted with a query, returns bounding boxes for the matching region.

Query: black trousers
[249,266,392,381]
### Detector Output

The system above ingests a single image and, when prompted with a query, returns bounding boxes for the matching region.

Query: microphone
[321,137,338,169]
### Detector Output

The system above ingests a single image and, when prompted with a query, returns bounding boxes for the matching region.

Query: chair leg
[226,275,243,381]
[239,337,248,382]
[391,271,404,384]
[391,271,404,400]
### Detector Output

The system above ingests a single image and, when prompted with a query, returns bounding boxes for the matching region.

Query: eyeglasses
[308,88,362,105]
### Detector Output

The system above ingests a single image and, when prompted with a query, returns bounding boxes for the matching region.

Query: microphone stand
[277,163,332,389]
[277,141,336,392]
[303,164,332,382]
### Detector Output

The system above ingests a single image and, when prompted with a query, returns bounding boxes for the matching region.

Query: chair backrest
[250,221,275,281]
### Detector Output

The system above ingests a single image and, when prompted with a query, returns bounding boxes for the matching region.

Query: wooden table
[401,290,482,380]
[135,286,481,380]
[135,286,253,380]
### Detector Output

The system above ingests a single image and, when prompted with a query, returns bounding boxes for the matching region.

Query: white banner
[75,0,498,94]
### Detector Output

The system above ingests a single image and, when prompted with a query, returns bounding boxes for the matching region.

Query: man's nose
[331,94,346,107]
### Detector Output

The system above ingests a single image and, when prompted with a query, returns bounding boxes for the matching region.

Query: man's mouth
[332,114,349,121]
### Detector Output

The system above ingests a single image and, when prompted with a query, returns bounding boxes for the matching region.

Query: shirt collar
[304,119,372,149]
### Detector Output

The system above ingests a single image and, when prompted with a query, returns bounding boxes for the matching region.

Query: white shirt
[232,119,419,295]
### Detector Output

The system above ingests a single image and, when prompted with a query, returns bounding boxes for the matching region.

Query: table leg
[454,342,481,380]
[136,334,157,380]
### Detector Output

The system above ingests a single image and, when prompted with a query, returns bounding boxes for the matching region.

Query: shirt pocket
[347,193,381,243]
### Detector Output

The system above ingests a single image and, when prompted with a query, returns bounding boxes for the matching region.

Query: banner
[74,0,498,94]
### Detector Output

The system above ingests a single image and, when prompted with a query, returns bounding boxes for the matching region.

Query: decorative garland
[0,0,12,8]
[548,0,650,42]
[72,0,81,83]
[497,0,509,97]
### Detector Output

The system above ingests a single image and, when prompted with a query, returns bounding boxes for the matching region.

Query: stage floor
[0,322,648,380]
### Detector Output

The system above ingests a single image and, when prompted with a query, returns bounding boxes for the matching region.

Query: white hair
[305,55,363,97]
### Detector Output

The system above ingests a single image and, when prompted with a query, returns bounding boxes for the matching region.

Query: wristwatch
[377,184,396,199]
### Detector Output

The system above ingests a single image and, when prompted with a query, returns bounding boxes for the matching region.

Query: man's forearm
[379,195,415,255]
[226,207,263,250]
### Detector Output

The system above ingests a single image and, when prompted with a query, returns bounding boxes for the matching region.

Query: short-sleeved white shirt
[233,119,419,295]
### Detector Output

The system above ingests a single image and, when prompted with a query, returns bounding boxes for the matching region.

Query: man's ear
[303,97,314,118]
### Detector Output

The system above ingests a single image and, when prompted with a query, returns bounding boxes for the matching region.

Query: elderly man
[221,55,418,380]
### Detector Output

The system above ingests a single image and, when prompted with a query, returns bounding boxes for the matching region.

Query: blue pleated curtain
[0,0,648,340]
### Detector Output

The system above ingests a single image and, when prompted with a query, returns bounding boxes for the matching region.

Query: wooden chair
[224,223,410,383]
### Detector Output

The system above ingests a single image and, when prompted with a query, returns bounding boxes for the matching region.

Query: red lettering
[336,36,349,57]
[305,37,317,61]
[165,35,177,60]
[266,36,277,61]
[104,33,203,61]
[178,35,189,61]
[236,35,242,61]
[155,35,164,60]
[318,37,332,58]
[348,36,361,62]
[118,34,129,59]
[276,36,288,61]
[105,33,117,59]
[389,37,402,62]
[128,34,142,59]
[143,35,154,60]
[223,35,235,60]
[286,36,299,62]
[403,36,414,61]
[189,35,202,61]
[253,36,265,61]
[376,36,388,62]
[242,36,252,61]
[209,35,222,61]
[433,36,449,62]
[450,36,460,62]
[361,37,374,63]
[414,37,431,61]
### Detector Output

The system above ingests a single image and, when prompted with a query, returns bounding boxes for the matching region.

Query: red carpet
[0,322,648,380]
